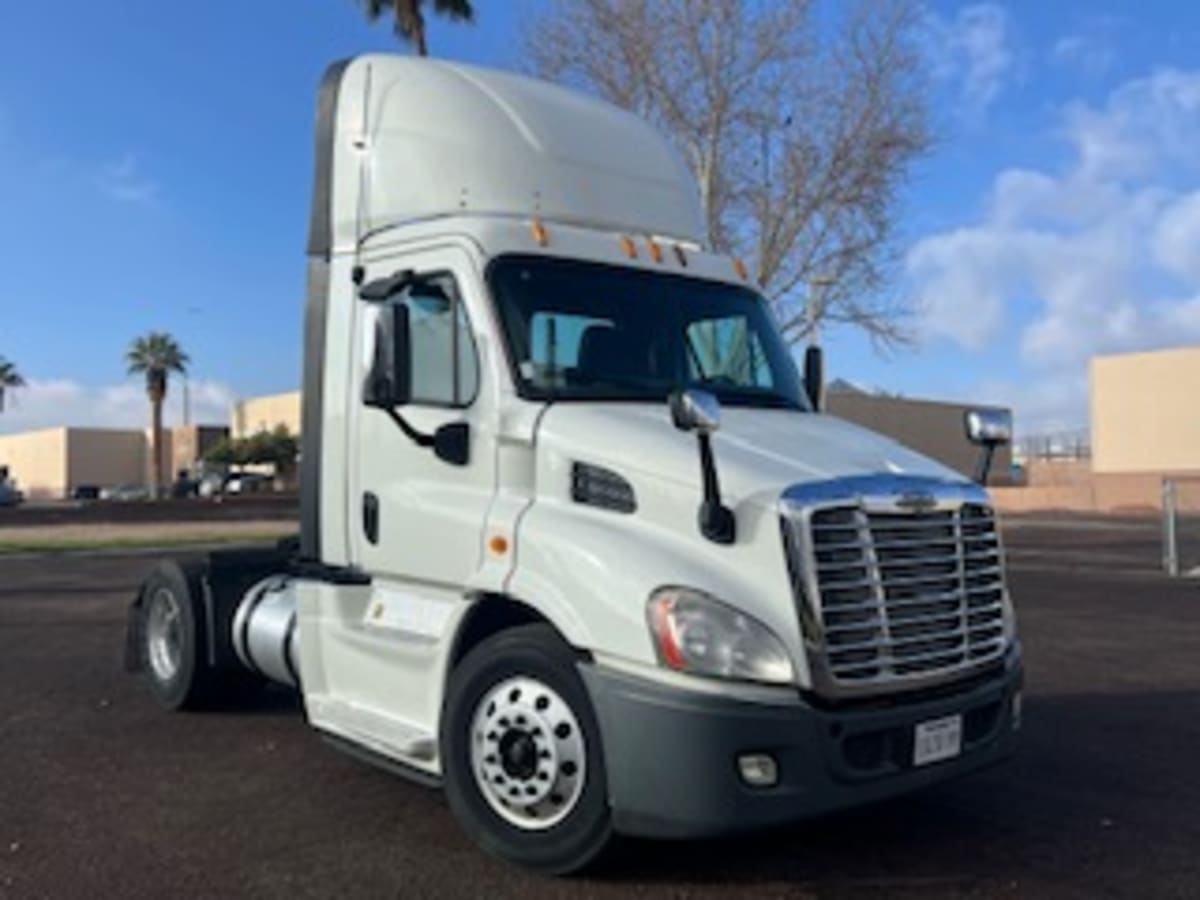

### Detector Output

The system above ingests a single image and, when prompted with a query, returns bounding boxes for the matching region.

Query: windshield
[489,255,809,410]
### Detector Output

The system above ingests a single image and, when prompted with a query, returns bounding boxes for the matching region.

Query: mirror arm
[696,433,736,545]
[382,409,470,467]
[974,442,997,486]
[384,408,434,449]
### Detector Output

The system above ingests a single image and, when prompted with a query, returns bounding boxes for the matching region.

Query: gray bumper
[580,649,1022,839]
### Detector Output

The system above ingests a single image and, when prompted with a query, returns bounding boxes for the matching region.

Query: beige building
[232,391,302,439]
[1091,346,1200,475]
[988,345,1200,514]
[0,424,228,499]
[231,387,1010,485]
[0,428,147,499]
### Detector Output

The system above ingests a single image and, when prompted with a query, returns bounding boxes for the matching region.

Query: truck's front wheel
[441,624,612,874]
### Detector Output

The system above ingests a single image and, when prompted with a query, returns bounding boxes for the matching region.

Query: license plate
[913,714,963,767]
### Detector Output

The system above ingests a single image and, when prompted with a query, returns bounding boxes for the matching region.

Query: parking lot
[2,515,1199,899]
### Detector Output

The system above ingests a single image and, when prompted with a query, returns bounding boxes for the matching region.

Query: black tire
[441,623,613,874]
[137,560,226,710]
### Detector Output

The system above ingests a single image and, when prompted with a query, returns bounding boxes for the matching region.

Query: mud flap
[124,583,147,672]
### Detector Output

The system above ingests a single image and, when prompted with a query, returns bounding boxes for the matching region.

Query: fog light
[1012,691,1023,731]
[737,753,778,787]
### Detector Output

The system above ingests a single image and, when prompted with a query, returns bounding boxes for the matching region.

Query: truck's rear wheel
[441,624,612,874]
[137,560,230,710]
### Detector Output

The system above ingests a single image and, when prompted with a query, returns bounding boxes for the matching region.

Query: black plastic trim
[571,462,636,513]
[306,58,351,260]
[299,58,352,563]
[580,658,1021,839]
[287,558,372,586]
[320,730,442,789]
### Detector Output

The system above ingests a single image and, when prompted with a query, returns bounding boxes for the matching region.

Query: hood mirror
[965,409,1012,446]
[964,408,1012,485]
[669,389,735,545]
[670,389,721,434]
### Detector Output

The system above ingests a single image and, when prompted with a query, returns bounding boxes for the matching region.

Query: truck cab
[129,55,1021,873]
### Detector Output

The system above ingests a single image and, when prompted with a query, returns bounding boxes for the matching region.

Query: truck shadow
[600,689,1200,891]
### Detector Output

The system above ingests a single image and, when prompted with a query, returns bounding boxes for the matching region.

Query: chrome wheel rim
[145,587,183,683]
[469,675,586,831]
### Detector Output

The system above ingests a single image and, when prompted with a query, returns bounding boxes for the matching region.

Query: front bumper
[580,647,1022,839]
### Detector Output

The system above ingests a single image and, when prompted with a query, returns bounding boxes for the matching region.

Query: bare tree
[523,0,933,345]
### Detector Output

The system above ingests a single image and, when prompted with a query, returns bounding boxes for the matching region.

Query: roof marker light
[621,236,638,259]
[673,245,688,267]
[647,238,664,263]
[733,257,749,280]
[531,219,549,247]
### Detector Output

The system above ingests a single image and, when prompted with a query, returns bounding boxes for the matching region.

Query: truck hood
[538,403,967,503]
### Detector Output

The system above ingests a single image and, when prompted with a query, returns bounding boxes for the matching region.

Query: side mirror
[803,345,824,412]
[363,304,412,409]
[965,409,1012,446]
[669,388,721,434]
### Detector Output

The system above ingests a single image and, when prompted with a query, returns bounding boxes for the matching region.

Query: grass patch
[0,532,289,556]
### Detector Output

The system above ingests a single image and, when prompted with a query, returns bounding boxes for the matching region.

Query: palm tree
[357,0,474,56]
[0,357,24,413]
[126,333,189,498]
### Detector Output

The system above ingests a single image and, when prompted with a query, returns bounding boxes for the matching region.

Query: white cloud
[1051,33,1115,76]
[96,154,158,204]
[1063,68,1200,180]
[0,378,234,435]
[907,68,1200,433]
[1151,190,1200,283]
[926,4,1014,116]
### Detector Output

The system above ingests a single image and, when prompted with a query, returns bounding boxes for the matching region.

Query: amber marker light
[733,257,749,280]
[489,535,510,556]
[647,238,664,263]
[531,219,549,246]
[620,236,638,258]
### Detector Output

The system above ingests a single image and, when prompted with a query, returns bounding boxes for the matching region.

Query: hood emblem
[895,491,937,513]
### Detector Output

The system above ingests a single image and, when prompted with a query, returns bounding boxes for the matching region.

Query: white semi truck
[128,55,1021,873]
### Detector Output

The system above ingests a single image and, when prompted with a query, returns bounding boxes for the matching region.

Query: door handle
[362,492,380,545]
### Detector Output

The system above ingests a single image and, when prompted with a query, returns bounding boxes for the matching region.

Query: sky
[2,1,1199,439]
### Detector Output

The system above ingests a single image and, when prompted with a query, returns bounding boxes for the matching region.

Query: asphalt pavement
[2,517,1199,898]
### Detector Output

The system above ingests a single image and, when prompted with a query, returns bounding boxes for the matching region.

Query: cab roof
[307,55,704,259]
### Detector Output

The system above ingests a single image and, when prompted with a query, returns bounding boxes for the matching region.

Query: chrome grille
[809,503,1006,683]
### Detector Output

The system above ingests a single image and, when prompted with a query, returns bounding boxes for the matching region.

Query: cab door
[318,244,496,744]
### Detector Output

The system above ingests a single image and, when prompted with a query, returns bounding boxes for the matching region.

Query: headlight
[646,587,794,685]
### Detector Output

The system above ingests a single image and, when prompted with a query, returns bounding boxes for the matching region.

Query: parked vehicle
[0,480,23,507]
[222,472,271,495]
[101,484,152,502]
[196,472,225,499]
[71,485,102,501]
[127,56,1021,874]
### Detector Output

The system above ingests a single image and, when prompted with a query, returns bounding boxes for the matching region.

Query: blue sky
[2,1,1199,437]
